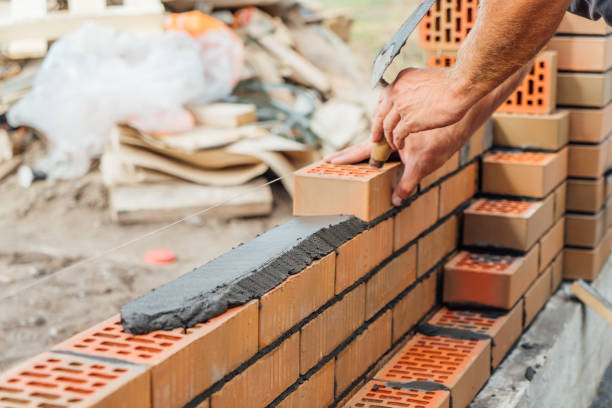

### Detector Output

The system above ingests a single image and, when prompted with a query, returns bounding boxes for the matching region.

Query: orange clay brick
[293,161,402,221]
[427,300,523,368]
[54,302,258,408]
[343,380,450,408]
[420,152,459,189]
[394,187,439,251]
[567,104,612,144]
[259,253,335,348]
[419,0,478,51]
[439,162,478,218]
[547,35,612,72]
[539,217,564,272]
[278,360,334,408]
[568,139,609,178]
[418,216,458,276]
[482,148,568,199]
[524,265,553,327]
[375,334,491,408]
[0,352,150,408]
[463,196,554,251]
[335,311,392,397]
[557,11,612,35]
[300,284,365,374]
[392,270,438,343]
[554,182,567,223]
[551,252,564,293]
[565,211,605,248]
[566,178,606,213]
[564,228,612,281]
[498,51,557,114]
[427,54,456,68]
[366,245,417,319]
[443,246,538,309]
[211,333,299,408]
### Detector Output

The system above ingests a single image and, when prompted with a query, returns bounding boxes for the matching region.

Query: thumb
[392,162,419,207]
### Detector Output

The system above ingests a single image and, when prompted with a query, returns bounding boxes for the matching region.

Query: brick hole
[67,398,83,403]
[94,348,108,352]
[137,354,152,359]
[125,337,155,344]
[64,386,93,395]
[100,341,129,349]
[67,363,82,367]
[92,383,105,387]
[88,372,116,381]
[7,379,19,383]
[25,381,56,389]
[19,372,49,379]
[0,386,22,393]
[0,396,29,404]
[29,391,60,400]
[55,376,87,385]
[134,346,162,354]
[46,359,60,363]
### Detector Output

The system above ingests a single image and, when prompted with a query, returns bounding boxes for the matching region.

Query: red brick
[420,153,459,189]
[439,162,478,218]
[54,302,258,408]
[539,217,565,271]
[335,311,392,396]
[567,177,606,213]
[567,104,612,144]
[443,246,539,309]
[565,211,605,248]
[278,360,334,408]
[492,111,569,152]
[293,161,402,221]
[557,71,612,108]
[259,253,335,348]
[211,333,299,408]
[419,0,478,50]
[0,352,150,408]
[300,285,365,374]
[418,216,458,276]
[524,266,553,327]
[554,182,567,222]
[482,149,567,199]
[463,196,554,251]
[343,380,450,408]
[564,228,612,281]
[551,252,564,293]
[394,187,439,251]
[375,334,491,408]
[568,139,609,178]
[366,245,417,319]
[428,301,524,368]
[392,270,438,342]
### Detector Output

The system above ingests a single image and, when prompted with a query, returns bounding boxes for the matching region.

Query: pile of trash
[0,1,374,222]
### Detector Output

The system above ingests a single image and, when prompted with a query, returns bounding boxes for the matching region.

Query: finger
[392,120,411,150]
[392,161,419,207]
[328,142,372,165]
[370,88,393,143]
[383,109,401,150]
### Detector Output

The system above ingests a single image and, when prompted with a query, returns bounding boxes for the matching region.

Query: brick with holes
[394,186,439,251]
[565,211,605,248]
[392,269,438,342]
[336,311,392,397]
[566,177,606,213]
[482,148,567,199]
[53,302,258,408]
[418,215,459,276]
[427,301,523,368]
[259,253,335,348]
[278,360,334,408]
[419,0,478,51]
[300,284,365,374]
[0,352,150,408]
[492,111,569,151]
[498,51,557,114]
[539,217,565,271]
[212,332,299,408]
[374,333,491,408]
[564,228,612,281]
[547,35,612,72]
[567,104,612,144]
[557,70,612,108]
[524,264,553,327]
[439,162,478,218]
[293,161,402,221]
[568,138,609,178]
[463,196,554,251]
[343,380,450,408]
[366,244,417,319]
[443,246,538,309]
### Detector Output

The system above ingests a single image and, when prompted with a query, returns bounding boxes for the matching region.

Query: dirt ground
[0,0,422,371]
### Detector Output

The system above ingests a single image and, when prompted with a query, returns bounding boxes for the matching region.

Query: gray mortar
[121,215,366,334]
[418,323,492,342]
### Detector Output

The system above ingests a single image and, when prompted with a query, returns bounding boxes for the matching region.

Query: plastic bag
[8,15,243,179]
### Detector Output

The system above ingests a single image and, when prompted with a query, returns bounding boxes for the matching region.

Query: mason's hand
[372,67,472,152]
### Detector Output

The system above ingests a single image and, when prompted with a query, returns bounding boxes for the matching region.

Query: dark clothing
[569,0,612,26]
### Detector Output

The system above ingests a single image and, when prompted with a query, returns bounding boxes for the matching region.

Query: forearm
[450,0,570,108]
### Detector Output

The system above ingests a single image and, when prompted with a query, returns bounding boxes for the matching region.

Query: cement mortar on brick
[121,215,366,334]
[470,255,612,408]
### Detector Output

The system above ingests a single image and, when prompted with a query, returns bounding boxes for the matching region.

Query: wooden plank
[109,178,274,224]
[571,279,612,327]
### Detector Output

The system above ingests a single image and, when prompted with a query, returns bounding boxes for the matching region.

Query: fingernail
[392,194,403,207]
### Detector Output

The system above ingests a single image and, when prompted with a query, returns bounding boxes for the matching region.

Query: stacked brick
[547,12,612,281]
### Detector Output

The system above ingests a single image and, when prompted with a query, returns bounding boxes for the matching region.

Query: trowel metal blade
[371,0,437,88]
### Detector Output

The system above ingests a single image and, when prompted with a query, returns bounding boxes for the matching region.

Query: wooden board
[109,178,273,224]
[571,280,612,327]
